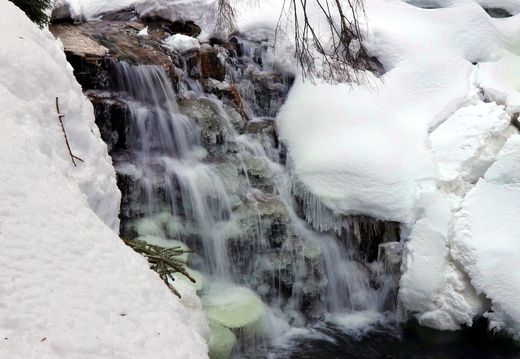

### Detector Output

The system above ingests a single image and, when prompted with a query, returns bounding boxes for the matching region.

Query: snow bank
[278,0,520,334]
[450,135,520,337]
[0,1,208,357]
[52,0,136,21]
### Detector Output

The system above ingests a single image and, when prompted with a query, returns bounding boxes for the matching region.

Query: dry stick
[55,97,84,167]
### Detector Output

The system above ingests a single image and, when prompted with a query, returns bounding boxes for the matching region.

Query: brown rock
[186,48,226,81]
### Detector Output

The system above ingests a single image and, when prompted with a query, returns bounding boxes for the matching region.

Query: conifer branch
[123,238,196,298]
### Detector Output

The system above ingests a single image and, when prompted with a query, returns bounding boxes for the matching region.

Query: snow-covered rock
[52,0,136,21]
[0,1,208,357]
[278,0,520,334]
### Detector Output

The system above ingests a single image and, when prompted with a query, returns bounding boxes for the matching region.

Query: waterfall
[112,61,233,280]
[91,46,400,357]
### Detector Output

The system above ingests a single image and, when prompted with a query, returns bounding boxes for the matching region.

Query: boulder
[186,48,226,81]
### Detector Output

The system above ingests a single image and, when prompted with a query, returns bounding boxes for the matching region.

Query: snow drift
[0,1,208,357]
[278,0,520,335]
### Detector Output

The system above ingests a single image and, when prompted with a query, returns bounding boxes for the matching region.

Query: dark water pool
[267,319,520,359]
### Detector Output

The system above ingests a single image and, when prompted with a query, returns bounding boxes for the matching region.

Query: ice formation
[0,1,208,357]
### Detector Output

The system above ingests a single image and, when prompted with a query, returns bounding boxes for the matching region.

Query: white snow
[478,50,520,109]
[430,101,512,191]
[163,34,200,53]
[52,0,136,21]
[137,25,148,36]
[0,1,208,357]
[277,0,520,335]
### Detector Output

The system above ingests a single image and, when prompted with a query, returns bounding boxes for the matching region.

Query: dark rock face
[87,91,130,152]
[186,48,226,81]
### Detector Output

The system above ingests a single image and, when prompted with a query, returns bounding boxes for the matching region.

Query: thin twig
[56,97,84,167]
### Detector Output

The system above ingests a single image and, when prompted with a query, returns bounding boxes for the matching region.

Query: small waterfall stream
[107,57,399,357]
[62,17,400,355]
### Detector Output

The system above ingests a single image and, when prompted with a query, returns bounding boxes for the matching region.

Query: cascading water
[88,40,400,358]
[112,61,233,280]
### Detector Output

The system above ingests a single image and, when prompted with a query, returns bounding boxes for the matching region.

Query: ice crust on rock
[202,286,264,329]
[0,2,208,358]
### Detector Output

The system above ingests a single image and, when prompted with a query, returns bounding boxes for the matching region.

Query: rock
[49,21,179,88]
[247,157,274,192]
[202,287,264,329]
[51,24,109,57]
[207,321,237,359]
[178,97,233,156]
[166,21,201,37]
[241,71,293,117]
[214,162,240,196]
[484,8,512,18]
[203,80,252,127]
[245,118,275,134]
[186,48,226,81]
[87,91,130,152]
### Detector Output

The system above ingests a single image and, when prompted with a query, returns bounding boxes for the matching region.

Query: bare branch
[212,0,238,38]
[56,97,84,167]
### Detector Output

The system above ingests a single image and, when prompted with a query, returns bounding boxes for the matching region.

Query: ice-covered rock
[208,321,237,359]
[202,286,264,329]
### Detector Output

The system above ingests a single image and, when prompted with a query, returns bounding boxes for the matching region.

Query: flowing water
[106,56,402,357]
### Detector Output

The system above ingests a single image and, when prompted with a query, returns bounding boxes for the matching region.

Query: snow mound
[163,34,200,53]
[478,50,520,109]
[278,0,520,334]
[430,101,511,189]
[52,0,136,21]
[0,2,208,357]
[453,178,520,338]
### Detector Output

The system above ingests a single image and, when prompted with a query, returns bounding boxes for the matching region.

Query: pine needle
[123,238,196,298]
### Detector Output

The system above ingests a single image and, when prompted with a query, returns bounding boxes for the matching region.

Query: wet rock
[87,90,130,153]
[255,198,289,246]
[242,71,293,117]
[186,48,226,81]
[222,104,246,134]
[66,55,112,90]
[245,118,275,134]
[214,162,240,194]
[50,20,179,88]
[247,157,274,192]
[51,24,109,57]
[203,79,252,127]
[166,21,201,37]
[341,216,401,262]
[178,97,233,156]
